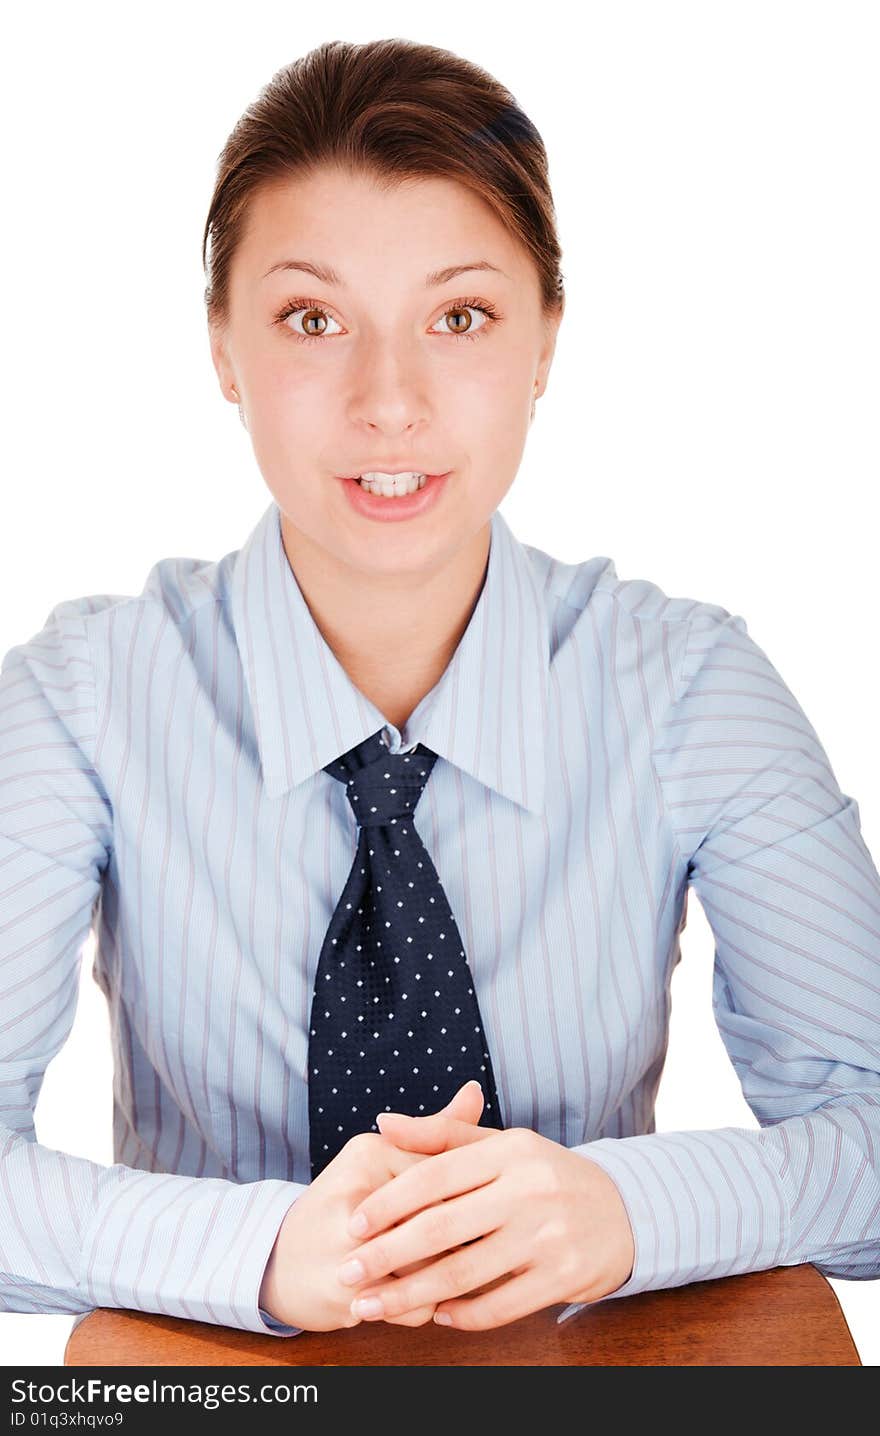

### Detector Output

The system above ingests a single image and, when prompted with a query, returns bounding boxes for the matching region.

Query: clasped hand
[338,1081,635,1331]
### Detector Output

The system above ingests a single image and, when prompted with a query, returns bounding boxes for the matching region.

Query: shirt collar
[229,501,550,816]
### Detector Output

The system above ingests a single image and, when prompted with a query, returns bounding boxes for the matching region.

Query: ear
[207,320,239,405]
[534,303,564,400]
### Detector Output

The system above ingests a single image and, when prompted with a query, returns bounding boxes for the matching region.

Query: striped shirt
[1,499,878,1340]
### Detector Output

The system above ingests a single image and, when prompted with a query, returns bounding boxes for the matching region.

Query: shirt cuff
[253,1187,307,1337]
[79,1168,308,1336]
[258,1306,304,1336]
[556,1127,792,1323]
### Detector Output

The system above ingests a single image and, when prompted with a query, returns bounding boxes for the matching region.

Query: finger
[375,1143,437,1181]
[441,1079,485,1123]
[349,1226,516,1321]
[382,1257,441,1326]
[383,1302,438,1327]
[375,1110,496,1154]
[348,1131,503,1239]
[340,1180,505,1288]
[375,1102,484,1181]
[383,1266,509,1327]
[433,1268,553,1331]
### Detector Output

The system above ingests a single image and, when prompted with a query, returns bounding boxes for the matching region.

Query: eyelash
[271,295,502,345]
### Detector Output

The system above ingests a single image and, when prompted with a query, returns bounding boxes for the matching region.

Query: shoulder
[521,530,734,625]
[524,535,746,680]
[2,543,238,690]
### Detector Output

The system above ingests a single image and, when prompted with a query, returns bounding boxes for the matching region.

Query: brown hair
[202,37,565,330]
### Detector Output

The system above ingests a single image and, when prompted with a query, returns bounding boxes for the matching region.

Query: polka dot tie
[307,727,504,1178]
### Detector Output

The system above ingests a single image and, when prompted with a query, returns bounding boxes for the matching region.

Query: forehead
[234,165,527,286]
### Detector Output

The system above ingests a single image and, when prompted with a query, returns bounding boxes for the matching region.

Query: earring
[230,385,247,429]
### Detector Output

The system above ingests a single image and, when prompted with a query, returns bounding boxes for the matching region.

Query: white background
[1,0,877,1366]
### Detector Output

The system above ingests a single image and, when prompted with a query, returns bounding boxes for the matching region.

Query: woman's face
[210,164,561,576]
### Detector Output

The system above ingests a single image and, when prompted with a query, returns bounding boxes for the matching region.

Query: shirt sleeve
[559,606,880,1320]
[0,602,306,1337]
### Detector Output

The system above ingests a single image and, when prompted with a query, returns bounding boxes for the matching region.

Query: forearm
[559,1095,880,1320]
[0,1123,306,1336]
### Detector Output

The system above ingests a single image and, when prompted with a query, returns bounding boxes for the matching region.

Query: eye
[430,298,501,343]
[272,298,345,344]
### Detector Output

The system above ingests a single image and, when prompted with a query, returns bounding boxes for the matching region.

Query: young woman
[1,38,877,1343]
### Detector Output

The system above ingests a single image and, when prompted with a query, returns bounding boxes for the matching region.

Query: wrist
[259,1242,281,1321]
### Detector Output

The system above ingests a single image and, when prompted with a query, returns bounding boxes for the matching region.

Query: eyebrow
[261,257,509,287]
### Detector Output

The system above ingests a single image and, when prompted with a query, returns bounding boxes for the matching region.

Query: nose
[348,345,430,434]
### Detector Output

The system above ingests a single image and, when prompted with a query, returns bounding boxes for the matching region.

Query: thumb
[376,1107,494,1153]
[376,1081,495,1153]
[441,1079,485,1125]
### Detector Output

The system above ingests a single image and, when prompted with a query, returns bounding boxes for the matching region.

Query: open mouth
[353,473,429,497]
[340,471,452,517]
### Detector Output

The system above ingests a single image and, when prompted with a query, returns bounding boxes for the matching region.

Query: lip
[339,472,451,522]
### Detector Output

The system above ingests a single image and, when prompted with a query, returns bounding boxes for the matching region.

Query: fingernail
[377,1110,406,1121]
[352,1296,384,1318]
[434,1311,453,1325]
[338,1258,365,1285]
[348,1212,368,1237]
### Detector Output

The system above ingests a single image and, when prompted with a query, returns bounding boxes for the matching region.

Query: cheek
[460,360,531,437]
[464,376,530,459]
[245,384,334,517]
[249,369,334,458]
[259,362,328,417]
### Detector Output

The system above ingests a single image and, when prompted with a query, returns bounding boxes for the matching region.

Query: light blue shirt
[1,500,878,1340]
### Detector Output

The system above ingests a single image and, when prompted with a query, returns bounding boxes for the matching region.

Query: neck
[279,515,492,734]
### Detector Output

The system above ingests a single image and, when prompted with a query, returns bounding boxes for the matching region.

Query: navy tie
[308,727,504,1178]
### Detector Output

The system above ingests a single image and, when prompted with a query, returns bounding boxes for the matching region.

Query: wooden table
[65,1263,861,1365]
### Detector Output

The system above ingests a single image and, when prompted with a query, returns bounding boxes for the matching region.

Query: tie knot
[324,730,437,829]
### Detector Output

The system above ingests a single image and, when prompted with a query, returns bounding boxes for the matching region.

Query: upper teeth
[357,471,427,495]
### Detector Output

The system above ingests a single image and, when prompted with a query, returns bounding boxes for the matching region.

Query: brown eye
[446,306,474,334]
[272,298,344,343]
[430,299,499,341]
[301,307,329,336]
